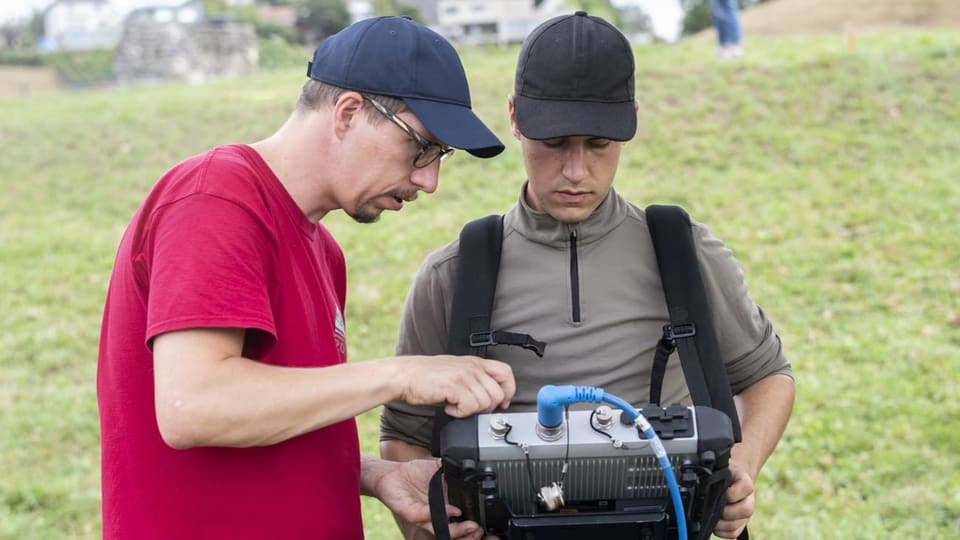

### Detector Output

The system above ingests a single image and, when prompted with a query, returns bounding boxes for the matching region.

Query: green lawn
[1,30,958,539]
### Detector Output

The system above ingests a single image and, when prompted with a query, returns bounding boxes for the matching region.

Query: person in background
[380,11,793,540]
[97,16,515,540]
[711,0,744,58]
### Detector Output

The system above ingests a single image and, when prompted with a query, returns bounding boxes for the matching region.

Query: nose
[410,160,440,194]
[562,143,589,182]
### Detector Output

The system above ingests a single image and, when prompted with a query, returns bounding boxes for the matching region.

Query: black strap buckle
[469,331,496,347]
[469,330,547,357]
[512,333,547,357]
[663,323,696,341]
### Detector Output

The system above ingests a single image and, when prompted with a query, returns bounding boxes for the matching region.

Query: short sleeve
[694,223,793,393]
[141,193,277,346]
[394,247,457,357]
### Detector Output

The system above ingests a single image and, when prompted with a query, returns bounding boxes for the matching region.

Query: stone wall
[114,20,258,84]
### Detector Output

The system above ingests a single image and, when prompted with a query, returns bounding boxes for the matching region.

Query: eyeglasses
[362,94,455,168]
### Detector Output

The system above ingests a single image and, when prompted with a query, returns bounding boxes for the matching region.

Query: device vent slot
[494,456,685,514]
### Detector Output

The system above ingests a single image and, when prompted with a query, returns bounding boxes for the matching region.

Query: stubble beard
[349,204,381,224]
[349,189,419,224]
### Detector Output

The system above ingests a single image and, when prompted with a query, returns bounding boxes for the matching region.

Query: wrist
[374,357,408,403]
[360,454,394,498]
[731,444,760,481]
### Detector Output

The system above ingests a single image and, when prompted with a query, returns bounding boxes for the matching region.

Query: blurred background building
[1,0,959,92]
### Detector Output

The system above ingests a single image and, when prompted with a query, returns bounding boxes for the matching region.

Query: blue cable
[536,385,688,540]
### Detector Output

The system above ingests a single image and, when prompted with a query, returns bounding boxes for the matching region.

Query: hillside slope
[2,30,959,540]
[740,0,960,35]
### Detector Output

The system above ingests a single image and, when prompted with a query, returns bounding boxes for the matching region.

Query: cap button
[574,10,587,16]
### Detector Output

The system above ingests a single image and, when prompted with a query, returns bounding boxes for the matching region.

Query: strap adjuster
[469,330,547,357]
[663,323,696,341]
[469,331,496,347]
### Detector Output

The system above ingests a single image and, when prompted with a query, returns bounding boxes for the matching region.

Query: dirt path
[0,66,63,98]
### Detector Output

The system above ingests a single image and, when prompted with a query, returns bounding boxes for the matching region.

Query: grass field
[1,29,959,539]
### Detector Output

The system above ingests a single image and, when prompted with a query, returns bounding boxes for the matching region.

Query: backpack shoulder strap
[430,215,506,539]
[447,214,505,356]
[445,214,546,358]
[645,204,742,442]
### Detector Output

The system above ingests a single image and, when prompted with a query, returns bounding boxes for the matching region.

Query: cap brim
[403,98,505,158]
[513,95,637,141]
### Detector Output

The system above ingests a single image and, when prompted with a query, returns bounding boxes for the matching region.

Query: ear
[508,95,521,140]
[634,99,640,112]
[332,92,365,139]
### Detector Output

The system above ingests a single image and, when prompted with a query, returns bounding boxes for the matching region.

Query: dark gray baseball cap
[513,11,637,141]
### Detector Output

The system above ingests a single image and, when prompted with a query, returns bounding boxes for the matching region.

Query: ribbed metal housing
[491,455,683,515]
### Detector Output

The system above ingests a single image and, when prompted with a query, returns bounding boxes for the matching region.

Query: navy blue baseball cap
[308,16,504,158]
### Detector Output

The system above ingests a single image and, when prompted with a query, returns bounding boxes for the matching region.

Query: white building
[42,0,123,50]
[41,0,209,51]
[436,0,565,45]
[346,0,373,24]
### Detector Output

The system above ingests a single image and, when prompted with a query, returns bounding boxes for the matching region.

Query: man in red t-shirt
[98,17,513,540]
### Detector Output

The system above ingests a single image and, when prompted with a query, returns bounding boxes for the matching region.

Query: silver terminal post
[592,405,614,430]
[488,414,510,439]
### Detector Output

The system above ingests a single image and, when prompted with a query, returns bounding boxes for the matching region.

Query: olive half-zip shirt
[381,183,791,448]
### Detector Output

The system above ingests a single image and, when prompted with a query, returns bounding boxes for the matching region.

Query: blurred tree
[28,10,44,40]
[371,0,423,22]
[680,0,714,36]
[198,0,234,18]
[617,4,654,41]
[296,0,351,41]
[565,0,622,27]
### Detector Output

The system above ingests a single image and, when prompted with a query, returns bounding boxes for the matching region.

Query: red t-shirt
[97,145,362,539]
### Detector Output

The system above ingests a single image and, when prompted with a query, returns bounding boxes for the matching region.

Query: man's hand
[713,458,755,538]
[367,457,484,540]
[396,356,515,417]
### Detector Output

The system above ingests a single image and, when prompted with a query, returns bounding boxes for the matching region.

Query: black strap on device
[646,204,742,442]
[428,466,450,539]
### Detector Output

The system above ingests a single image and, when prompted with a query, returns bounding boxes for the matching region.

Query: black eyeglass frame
[362,94,455,168]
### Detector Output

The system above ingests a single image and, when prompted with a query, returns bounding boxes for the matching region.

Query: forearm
[732,373,795,480]
[155,328,514,449]
[156,338,406,448]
